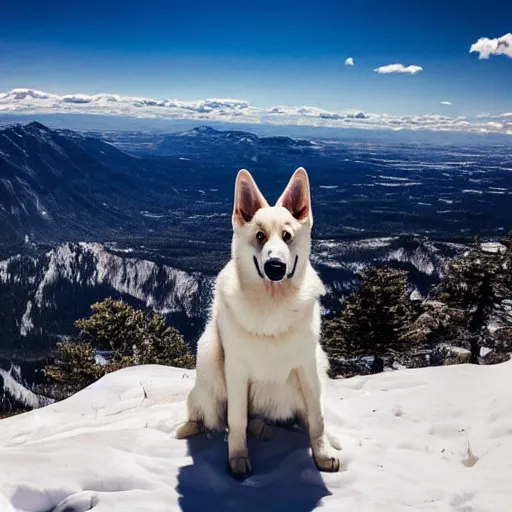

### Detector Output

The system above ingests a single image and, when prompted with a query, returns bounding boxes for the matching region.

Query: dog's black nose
[264,259,287,281]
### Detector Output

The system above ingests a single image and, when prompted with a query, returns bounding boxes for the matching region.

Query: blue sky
[1,0,511,119]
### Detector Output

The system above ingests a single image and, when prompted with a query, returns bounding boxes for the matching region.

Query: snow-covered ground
[1,361,511,511]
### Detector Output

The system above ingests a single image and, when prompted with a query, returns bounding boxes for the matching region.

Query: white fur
[176,168,341,476]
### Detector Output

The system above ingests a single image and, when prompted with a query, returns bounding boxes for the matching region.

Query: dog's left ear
[276,167,313,227]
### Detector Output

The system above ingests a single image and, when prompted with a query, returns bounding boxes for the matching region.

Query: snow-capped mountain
[1,120,510,398]
[0,242,213,358]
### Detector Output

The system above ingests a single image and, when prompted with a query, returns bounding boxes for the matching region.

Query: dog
[175,167,341,478]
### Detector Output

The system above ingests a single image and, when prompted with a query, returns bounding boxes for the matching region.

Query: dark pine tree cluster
[431,236,512,363]
[44,298,195,393]
[322,267,419,377]
[323,235,512,378]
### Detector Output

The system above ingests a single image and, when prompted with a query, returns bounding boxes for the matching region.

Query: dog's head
[231,167,313,286]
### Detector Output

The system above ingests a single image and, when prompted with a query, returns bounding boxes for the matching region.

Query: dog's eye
[256,231,266,243]
[282,230,293,243]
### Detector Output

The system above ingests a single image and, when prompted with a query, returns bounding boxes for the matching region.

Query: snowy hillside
[0,242,213,355]
[1,362,511,511]
[0,122,177,242]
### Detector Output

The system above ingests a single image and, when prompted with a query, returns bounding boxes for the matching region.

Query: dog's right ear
[232,170,269,228]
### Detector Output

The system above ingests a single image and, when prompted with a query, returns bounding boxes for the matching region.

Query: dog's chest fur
[215,260,323,384]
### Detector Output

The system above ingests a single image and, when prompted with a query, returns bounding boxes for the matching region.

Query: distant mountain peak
[0,121,52,138]
[25,121,50,132]
[182,126,219,136]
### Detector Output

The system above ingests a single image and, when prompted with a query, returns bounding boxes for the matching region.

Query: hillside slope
[1,361,511,511]
[0,122,185,242]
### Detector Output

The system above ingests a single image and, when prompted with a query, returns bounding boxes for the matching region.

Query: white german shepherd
[176,167,341,478]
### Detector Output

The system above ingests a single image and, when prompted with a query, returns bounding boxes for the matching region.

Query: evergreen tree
[323,267,418,375]
[43,341,102,390]
[432,236,512,363]
[44,298,194,392]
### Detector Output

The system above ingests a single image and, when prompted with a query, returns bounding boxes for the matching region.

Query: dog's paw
[248,418,274,440]
[313,446,341,472]
[175,420,201,439]
[228,456,252,480]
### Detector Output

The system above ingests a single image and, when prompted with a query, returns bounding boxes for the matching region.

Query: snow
[19,301,33,337]
[1,361,511,511]
[27,242,206,317]
[0,366,53,410]
[376,181,422,187]
[480,242,506,254]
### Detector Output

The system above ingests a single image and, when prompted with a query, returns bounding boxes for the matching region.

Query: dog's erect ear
[276,167,313,226]
[233,169,269,227]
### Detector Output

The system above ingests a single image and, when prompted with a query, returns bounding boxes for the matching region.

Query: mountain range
[0,122,321,244]
[1,121,511,398]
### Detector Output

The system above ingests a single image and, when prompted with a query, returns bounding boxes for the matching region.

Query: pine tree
[43,341,103,390]
[323,267,418,375]
[74,298,147,354]
[74,298,195,369]
[44,298,194,392]
[432,236,512,363]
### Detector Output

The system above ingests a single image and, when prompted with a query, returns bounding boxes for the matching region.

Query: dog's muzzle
[263,258,287,282]
[253,255,299,281]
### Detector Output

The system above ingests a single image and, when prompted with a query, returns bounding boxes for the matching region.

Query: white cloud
[0,88,511,136]
[440,101,452,105]
[374,64,423,74]
[470,33,512,59]
[344,57,354,66]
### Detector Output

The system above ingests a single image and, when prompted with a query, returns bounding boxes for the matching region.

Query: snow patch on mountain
[0,254,37,285]
[19,301,33,337]
[11,242,210,337]
[386,247,436,275]
[0,365,53,410]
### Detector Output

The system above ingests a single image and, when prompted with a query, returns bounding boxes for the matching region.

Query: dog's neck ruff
[252,255,299,281]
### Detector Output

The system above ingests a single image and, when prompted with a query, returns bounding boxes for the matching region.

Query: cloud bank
[0,88,511,136]
[470,33,512,59]
[344,57,355,66]
[374,64,423,74]
[440,101,452,105]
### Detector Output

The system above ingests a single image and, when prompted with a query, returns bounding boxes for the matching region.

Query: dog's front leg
[225,360,251,479]
[297,365,341,472]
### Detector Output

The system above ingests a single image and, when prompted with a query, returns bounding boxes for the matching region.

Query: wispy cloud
[470,33,512,59]
[344,57,354,66]
[440,101,452,105]
[374,64,423,74]
[0,88,510,136]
